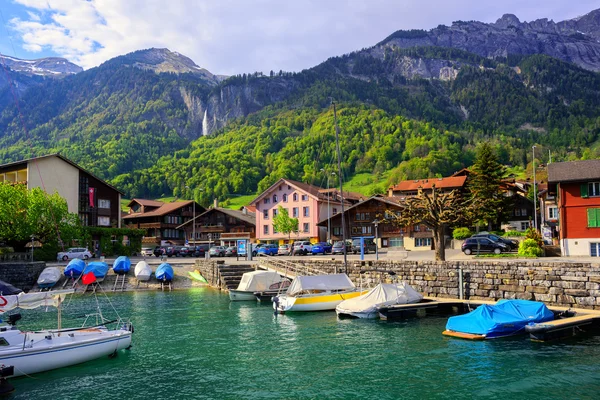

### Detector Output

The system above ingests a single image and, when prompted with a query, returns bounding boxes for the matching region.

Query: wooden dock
[378,297,600,342]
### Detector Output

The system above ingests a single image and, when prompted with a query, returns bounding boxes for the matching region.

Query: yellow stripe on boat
[293,291,366,305]
[442,330,486,340]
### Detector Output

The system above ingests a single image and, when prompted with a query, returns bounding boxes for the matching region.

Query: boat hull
[229,290,257,301]
[0,328,132,377]
[273,291,365,312]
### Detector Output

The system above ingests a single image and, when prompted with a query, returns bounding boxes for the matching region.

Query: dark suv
[352,239,377,254]
[462,238,508,255]
[471,233,519,251]
[153,246,165,257]
[174,246,190,257]
[191,244,209,257]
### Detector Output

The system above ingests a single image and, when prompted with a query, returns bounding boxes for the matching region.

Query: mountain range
[1,8,600,203]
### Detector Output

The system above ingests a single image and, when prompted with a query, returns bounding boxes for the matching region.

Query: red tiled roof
[123,200,194,219]
[390,176,467,191]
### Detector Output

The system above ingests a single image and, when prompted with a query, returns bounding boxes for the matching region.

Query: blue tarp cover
[84,262,109,279]
[64,258,86,277]
[156,263,174,282]
[112,256,131,274]
[446,299,554,338]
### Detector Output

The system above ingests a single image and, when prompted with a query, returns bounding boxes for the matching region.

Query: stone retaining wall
[0,262,47,292]
[274,259,600,310]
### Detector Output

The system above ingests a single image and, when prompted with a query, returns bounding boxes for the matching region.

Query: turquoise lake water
[8,288,600,399]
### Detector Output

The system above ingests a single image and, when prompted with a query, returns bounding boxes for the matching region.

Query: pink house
[250,178,361,244]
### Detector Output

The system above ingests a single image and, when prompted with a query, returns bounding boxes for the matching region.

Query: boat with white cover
[36,267,61,289]
[272,273,365,313]
[0,289,133,378]
[336,282,423,319]
[134,261,152,282]
[229,270,288,301]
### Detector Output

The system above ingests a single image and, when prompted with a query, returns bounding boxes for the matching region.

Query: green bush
[503,230,526,237]
[518,238,543,257]
[525,227,544,247]
[452,227,472,240]
[0,247,14,255]
[34,243,60,262]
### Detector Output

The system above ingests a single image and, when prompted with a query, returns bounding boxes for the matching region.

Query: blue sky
[1,0,599,75]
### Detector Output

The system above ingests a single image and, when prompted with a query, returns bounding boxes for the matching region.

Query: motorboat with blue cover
[155,263,174,282]
[112,256,131,275]
[83,262,109,283]
[64,258,86,278]
[443,299,554,340]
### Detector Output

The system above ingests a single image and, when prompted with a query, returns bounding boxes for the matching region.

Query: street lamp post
[532,146,538,230]
[185,186,196,246]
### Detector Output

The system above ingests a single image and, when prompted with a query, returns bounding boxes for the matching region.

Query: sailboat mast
[333,101,347,272]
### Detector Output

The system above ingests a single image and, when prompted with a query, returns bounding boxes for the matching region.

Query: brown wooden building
[122,199,205,245]
[178,207,256,247]
[317,196,433,250]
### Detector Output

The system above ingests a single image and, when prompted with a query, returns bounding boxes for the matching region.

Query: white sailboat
[0,289,133,379]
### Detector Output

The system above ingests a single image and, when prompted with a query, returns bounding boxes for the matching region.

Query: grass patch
[221,194,256,210]
[343,171,390,196]
[121,198,130,212]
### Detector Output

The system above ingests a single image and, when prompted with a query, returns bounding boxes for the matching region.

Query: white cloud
[8,0,600,74]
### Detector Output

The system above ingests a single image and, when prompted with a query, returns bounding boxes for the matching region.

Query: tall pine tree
[468,143,513,231]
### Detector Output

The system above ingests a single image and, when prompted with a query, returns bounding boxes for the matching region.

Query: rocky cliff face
[380,9,600,71]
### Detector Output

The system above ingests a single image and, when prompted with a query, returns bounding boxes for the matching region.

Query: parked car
[257,244,278,256]
[225,246,237,257]
[292,241,313,255]
[141,247,154,257]
[311,242,332,255]
[461,237,508,255]
[331,241,351,255]
[153,246,164,257]
[352,239,377,254]
[278,244,291,256]
[56,247,92,261]
[251,244,264,257]
[190,244,209,257]
[209,246,226,257]
[471,232,519,251]
[174,246,190,257]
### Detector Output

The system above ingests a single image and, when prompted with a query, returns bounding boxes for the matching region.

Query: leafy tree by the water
[0,183,82,248]
[387,187,468,261]
[272,206,299,241]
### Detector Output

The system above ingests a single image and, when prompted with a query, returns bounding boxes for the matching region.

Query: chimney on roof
[242,207,248,215]
[213,198,218,208]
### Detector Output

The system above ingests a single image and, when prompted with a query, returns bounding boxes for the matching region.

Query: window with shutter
[581,184,589,198]
[588,208,599,227]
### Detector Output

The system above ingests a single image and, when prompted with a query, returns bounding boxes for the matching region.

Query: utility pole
[185,186,196,248]
[532,146,538,230]
[333,101,347,272]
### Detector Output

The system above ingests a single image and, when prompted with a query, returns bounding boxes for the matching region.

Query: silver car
[57,247,92,261]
